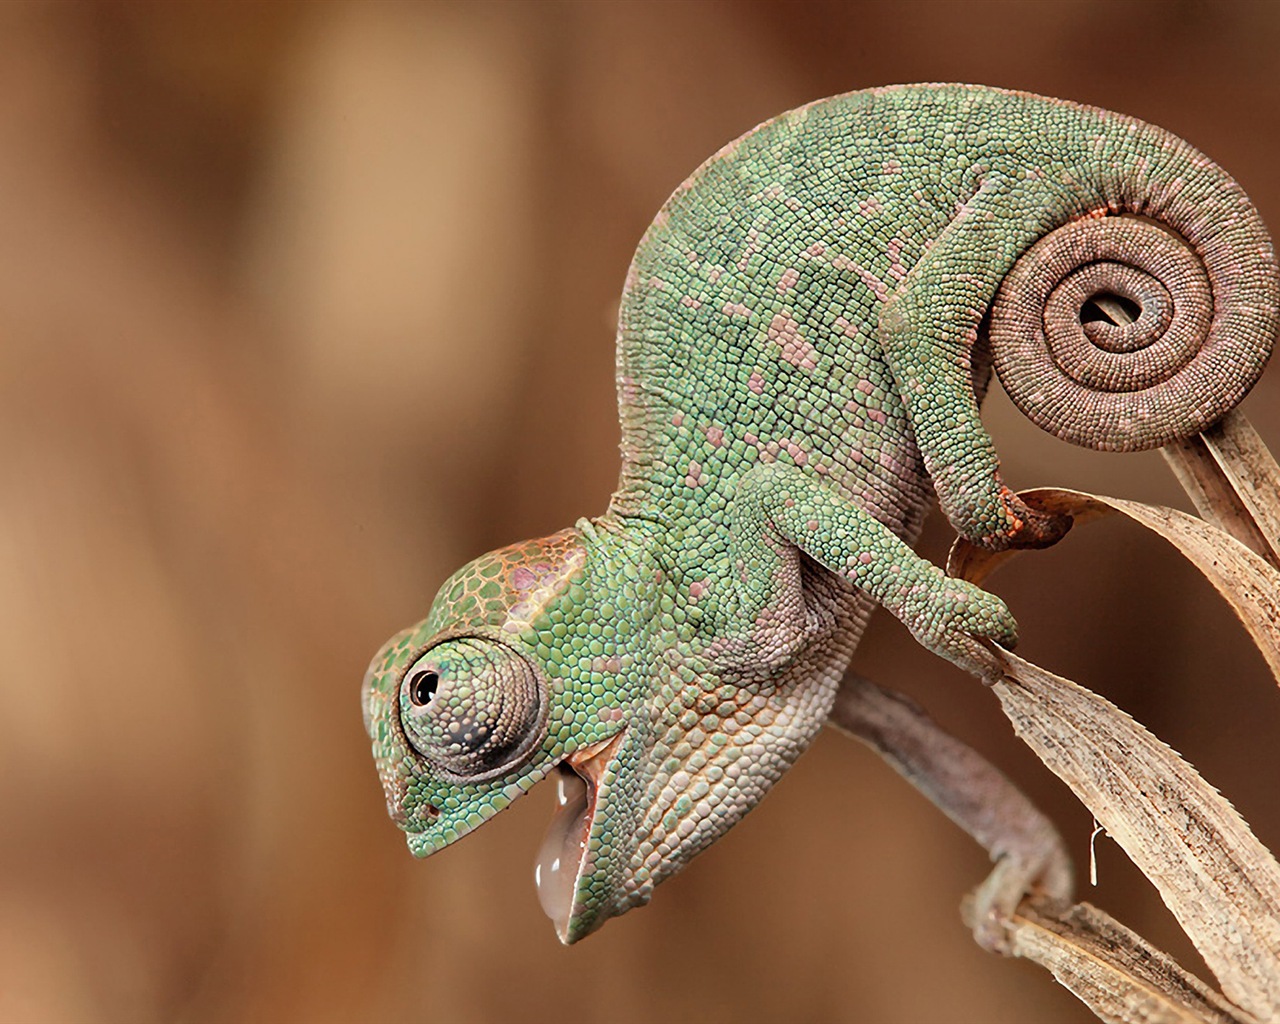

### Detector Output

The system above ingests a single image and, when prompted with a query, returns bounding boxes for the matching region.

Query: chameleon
[362,84,1278,945]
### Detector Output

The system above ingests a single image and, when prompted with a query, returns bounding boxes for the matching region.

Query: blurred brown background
[3,1,1279,1021]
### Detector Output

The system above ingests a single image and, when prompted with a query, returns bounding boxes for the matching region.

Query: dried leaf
[829,660,1259,1018]
[949,490,1280,1020]
[829,666,1260,1022]
[995,901,1262,1024]
[982,647,1280,1020]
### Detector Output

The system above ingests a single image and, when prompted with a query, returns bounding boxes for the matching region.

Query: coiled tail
[991,185,1277,451]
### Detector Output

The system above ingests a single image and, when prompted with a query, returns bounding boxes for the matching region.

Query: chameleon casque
[363,84,1277,944]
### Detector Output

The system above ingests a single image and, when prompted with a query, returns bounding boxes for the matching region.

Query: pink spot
[834,316,858,339]
[882,159,902,175]
[767,312,818,371]
[744,433,759,447]
[858,552,874,565]
[868,409,888,425]
[783,498,795,508]
[689,580,708,600]
[706,426,724,447]
[806,242,826,257]
[648,276,667,290]
[806,520,819,532]
[857,196,883,217]
[681,295,703,309]
[747,372,765,394]
[831,255,889,303]
[512,567,536,590]
[722,301,752,318]
[858,379,874,394]
[708,268,723,283]
[781,439,808,466]
[776,267,800,294]
[672,412,684,427]
[887,237,907,282]
[685,461,707,488]
[784,196,802,211]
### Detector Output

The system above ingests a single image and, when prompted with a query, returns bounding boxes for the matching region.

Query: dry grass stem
[1163,411,1280,570]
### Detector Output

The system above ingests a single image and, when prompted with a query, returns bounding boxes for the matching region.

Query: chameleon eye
[409,670,439,706]
[400,639,546,779]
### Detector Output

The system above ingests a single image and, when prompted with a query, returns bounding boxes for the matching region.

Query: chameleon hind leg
[729,463,1016,680]
[829,674,1073,952]
[878,171,1072,551]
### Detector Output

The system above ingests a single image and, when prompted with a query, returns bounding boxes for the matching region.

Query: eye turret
[399,638,546,778]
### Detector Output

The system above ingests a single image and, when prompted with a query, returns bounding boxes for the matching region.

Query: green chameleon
[362,84,1277,944]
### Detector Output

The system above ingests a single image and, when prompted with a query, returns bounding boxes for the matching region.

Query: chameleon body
[363,85,1277,944]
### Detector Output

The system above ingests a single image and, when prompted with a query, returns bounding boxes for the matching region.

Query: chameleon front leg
[730,463,1017,680]
[829,674,1073,953]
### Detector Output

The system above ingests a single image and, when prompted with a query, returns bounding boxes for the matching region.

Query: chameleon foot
[895,566,1018,682]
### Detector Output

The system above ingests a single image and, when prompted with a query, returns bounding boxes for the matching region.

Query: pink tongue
[534,766,589,940]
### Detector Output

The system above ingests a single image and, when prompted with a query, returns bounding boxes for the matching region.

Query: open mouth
[533,731,623,942]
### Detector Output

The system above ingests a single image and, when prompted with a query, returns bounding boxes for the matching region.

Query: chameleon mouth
[533,731,624,943]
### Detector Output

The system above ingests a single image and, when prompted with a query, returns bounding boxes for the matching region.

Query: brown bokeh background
[4,2,1280,1021]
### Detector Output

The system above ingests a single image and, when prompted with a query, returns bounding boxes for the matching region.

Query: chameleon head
[362,527,654,944]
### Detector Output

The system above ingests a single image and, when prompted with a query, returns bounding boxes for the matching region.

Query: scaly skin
[363,84,1277,944]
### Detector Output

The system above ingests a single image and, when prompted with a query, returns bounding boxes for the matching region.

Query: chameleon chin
[362,84,1278,944]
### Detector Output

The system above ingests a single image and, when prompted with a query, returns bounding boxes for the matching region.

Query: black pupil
[410,671,439,706]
